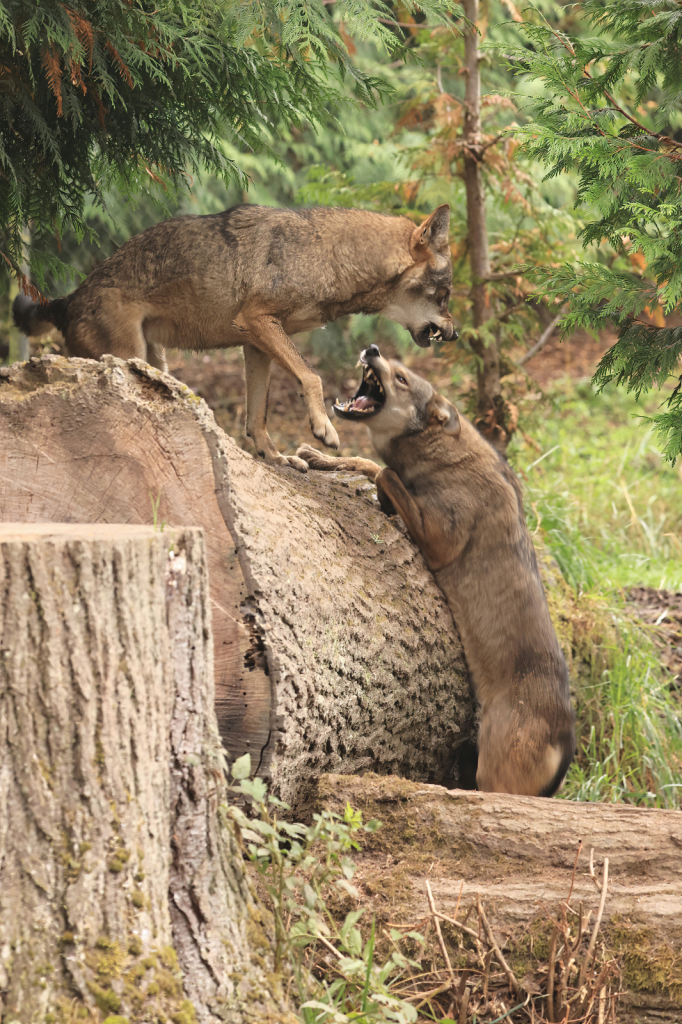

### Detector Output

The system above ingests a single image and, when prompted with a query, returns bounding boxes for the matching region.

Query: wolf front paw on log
[299,345,576,797]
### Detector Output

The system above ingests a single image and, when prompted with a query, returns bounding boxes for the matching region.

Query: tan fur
[14,204,455,470]
[297,348,575,796]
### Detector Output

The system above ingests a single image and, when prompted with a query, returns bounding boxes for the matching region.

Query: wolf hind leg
[476,708,569,797]
[243,342,308,472]
[146,343,168,372]
[67,294,148,361]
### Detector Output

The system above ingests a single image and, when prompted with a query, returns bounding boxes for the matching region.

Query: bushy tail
[13,292,72,338]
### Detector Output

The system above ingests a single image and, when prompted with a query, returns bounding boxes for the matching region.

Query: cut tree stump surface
[317,773,682,1023]
[0,355,473,808]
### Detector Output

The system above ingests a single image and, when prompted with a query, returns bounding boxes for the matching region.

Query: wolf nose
[365,344,380,358]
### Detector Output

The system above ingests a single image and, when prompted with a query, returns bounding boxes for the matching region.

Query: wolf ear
[411,204,450,256]
[428,395,460,436]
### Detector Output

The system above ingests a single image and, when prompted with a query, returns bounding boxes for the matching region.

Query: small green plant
[149,491,166,533]
[226,754,425,1023]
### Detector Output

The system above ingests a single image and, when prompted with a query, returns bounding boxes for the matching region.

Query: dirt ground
[628,587,682,688]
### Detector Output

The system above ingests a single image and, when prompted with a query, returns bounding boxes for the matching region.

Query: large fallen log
[0,523,295,1024]
[0,355,473,809]
[316,773,682,1023]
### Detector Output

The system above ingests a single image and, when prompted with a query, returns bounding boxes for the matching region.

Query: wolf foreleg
[296,445,382,482]
[243,343,308,471]
[241,315,340,455]
[375,468,463,572]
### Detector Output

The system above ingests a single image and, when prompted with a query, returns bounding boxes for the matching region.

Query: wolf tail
[13,292,72,339]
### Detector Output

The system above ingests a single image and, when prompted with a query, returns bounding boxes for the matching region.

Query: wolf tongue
[354,395,376,410]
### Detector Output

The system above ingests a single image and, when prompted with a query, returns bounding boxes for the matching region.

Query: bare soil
[627,587,682,688]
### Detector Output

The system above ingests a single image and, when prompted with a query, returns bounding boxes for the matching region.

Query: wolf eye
[396,374,407,385]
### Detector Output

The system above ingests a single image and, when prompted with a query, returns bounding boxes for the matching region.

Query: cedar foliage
[0,0,456,289]
[506,0,682,462]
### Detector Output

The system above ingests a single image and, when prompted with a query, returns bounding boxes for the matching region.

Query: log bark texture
[0,355,473,810]
[0,523,295,1024]
[317,773,682,1023]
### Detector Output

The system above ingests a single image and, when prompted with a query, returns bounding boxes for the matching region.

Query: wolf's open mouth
[333,364,385,418]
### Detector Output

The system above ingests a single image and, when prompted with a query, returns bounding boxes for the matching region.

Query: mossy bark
[0,523,295,1024]
[316,773,682,1024]
[0,355,474,812]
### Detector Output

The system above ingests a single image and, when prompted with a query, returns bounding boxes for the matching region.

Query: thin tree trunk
[462,0,509,449]
[0,355,474,812]
[0,523,295,1024]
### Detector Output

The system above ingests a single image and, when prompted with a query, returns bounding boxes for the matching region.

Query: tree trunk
[0,522,295,1024]
[317,773,682,1023]
[0,355,473,812]
[462,0,509,449]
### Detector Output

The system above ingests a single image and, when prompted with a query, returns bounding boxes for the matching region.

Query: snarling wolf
[13,204,455,471]
[297,345,575,796]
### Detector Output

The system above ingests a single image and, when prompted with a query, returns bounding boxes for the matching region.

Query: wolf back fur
[13,204,455,470]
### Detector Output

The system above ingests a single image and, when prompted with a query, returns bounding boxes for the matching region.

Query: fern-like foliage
[505,0,682,462]
[0,0,458,288]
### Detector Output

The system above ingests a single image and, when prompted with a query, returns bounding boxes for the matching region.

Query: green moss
[154,968,181,998]
[87,983,121,1015]
[171,1000,196,1024]
[159,947,179,971]
[142,956,157,970]
[88,938,126,982]
[102,1017,129,1024]
[128,937,143,956]
[59,932,75,946]
[608,921,682,1003]
[508,918,555,977]
[146,982,160,997]
[130,890,145,909]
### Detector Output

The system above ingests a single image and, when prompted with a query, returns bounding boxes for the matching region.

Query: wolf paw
[284,454,309,473]
[296,444,336,470]
[311,416,339,450]
[252,444,308,473]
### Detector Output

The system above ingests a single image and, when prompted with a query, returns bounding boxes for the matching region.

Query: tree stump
[0,355,473,810]
[317,773,682,1023]
[0,523,294,1024]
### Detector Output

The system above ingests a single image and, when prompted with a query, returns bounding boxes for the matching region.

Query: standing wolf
[298,345,575,796]
[13,204,455,470]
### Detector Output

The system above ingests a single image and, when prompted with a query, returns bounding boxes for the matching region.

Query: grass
[508,377,682,807]
[514,378,682,593]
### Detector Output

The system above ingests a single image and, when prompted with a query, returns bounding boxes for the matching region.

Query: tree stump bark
[0,523,295,1024]
[0,355,473,810]
[317,773,682,1023]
